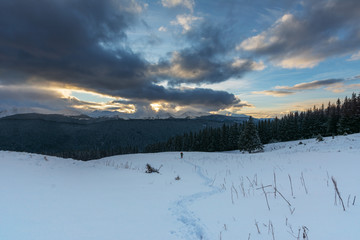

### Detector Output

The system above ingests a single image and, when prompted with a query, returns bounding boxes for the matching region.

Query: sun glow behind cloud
[150,103,162,112]
[51,87,136,113]
[150,101,184,113]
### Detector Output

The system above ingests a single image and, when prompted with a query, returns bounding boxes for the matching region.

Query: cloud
[145,33,163,46]
[237,0,360,68]
[0,0,249,115]
[348,83,360,89]
[161,0,195,12]
[274,51,325,69]
[276,78,345,90]
[153,52,260,85]
[118,84,241,110]
[325,83,346,93]
[348,51,360,61]
[72,100,136,114]
[0,0,149,91]
[231,59,266,71]
[252,90,295,97]
[111,94,245,118]
[0,85,81,115]
[152,23,261,85]
[170,14,202,33]
[158,26,167,32]
[211,101,255,116]
[0,84,141,117]
[254,76,360,97]
[325,82,360,93]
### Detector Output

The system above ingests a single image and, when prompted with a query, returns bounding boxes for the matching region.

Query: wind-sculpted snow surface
[1,134,360,239]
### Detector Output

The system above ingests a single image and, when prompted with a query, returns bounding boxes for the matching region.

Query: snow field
[1,134,360,240]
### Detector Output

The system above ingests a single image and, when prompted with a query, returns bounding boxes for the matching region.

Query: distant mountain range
[0,113,251,160]
[87,110,226,120]
[0,107,249,120]
[0,112,250,122]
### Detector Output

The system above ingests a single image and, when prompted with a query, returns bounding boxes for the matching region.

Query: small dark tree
[238,117,263,153]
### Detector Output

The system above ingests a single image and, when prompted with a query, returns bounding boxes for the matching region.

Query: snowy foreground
[1,134,360,240]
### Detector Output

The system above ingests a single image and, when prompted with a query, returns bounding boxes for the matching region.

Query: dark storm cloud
[153,22,261,85]
[118,84,240,110]
[0,0,148,89]
[238,0,360,68]
[0,0,244,111]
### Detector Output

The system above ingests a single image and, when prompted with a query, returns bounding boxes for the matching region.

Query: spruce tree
[238,117,263,153]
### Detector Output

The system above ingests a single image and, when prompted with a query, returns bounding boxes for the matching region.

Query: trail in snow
[170,158,222,240]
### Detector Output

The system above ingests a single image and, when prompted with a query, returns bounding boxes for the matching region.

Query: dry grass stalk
[240,181,246,197]
[334,191,337,206]
[287,229,297,238]
[232,184,239,199]
[255,220,261,234]
[246,176,254,188]
[302,226,309,240]
[274,172,277,198]
[231,188,234,204]
[145,164,160,173]
[270,221,275,240]
[254,174,258,186]
[289,224,294,234]
[275,187,292,206]
[261,184,271,211]
[288,174,294,197]
[210,175,217,186]
[300,172,308,194]
[288,205,295,215]
[256,184,272,190]
[326,171,330,187]
[331,176,346,211]
[297,228,301,240]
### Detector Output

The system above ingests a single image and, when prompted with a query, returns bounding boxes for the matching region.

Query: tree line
[44,145,139,161]
[144,93,360,153]
[0,113,232,160]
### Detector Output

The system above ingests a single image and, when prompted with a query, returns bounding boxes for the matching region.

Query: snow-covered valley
[1,134,360,240]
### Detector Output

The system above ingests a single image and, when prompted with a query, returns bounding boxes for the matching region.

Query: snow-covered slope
[1,134,360,240]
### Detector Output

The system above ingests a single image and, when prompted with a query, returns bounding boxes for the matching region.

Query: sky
[1,0,360,118]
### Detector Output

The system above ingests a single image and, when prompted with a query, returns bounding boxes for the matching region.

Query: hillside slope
[0,113,248,159]
[1,134,359,240]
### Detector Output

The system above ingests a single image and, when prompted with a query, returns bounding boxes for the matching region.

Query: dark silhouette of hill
[0,113,248,160]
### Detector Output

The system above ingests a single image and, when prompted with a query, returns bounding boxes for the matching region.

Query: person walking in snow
[180,152,183,158]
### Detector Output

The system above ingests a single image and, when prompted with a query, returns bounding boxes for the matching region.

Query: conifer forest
[145,93,360,153]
